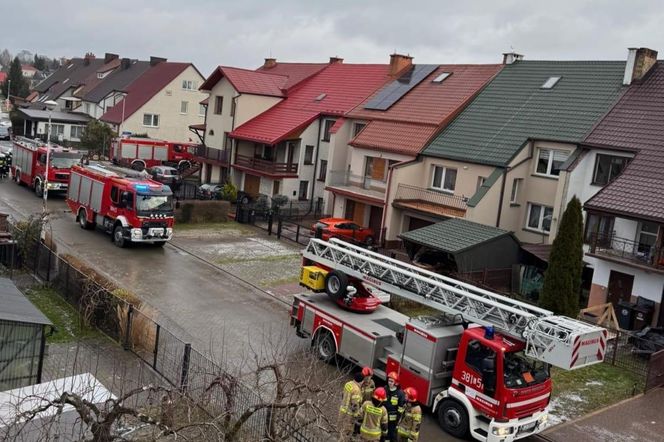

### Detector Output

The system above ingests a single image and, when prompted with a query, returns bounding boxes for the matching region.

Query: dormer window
[541,76,561,89]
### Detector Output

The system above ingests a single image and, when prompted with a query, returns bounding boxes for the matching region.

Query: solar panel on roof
[364,64,438,111]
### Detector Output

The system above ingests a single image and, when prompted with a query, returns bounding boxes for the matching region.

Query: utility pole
[42,100,58,214]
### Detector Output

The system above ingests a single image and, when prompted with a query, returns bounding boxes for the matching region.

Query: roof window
[541,76,561,89]
[432,72,451,83]
[314,93,327,102]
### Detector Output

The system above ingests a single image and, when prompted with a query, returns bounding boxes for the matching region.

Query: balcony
[588,232,664,272]
[233,154,298,177]
[194,145,230,166]
[392,183,467,218]
[325,170,387,203]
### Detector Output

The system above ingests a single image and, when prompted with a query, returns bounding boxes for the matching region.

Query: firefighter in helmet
[358,386,389,441]
[397,387,422,442]
[338,371,364,441]
[360,366,376,402]
[384,371,406,441]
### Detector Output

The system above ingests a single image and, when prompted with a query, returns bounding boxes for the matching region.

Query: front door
[368,205,383,236]
[352,202,365,225]
[244,174,260,196]
[607,270,634,307]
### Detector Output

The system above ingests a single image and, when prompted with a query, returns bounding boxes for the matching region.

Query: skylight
[432,72,451,83]
[314,93,327,102]
[541,76,561,89]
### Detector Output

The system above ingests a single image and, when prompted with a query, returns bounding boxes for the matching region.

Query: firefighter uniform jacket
[359,400,388,441]
[385,387,405,423]
[360,378,376,402]
[397,403,422,441]
[339,380,363,417]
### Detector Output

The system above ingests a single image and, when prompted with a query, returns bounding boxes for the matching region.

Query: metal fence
[0,234,326,441]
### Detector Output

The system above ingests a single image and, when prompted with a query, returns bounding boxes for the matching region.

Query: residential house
[20,64,38,79]
[387,53,627,244]
[195,59,326,183]
[326,54,502,235]
[582,49,664,326]
[227,59,390,206]
[100,58,206,142]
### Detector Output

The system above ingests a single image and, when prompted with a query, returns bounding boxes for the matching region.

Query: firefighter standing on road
[360,367,376,402]
[338,372,364,441]
[384,372,405,442]
[397,387,422,442]
[359,387,389,441]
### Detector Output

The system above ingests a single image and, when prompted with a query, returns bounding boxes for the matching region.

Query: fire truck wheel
[78,209,90,230]
[153,241,166,247]
[113,225,127,248]
[313,330,336,363]
[437,399,469,438]
[325,270,348,301]
[34,179,43,197]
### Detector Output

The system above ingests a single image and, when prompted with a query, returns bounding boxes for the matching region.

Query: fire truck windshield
[51,152,83,169]
[136,194,173,213]
[503,351,550,389]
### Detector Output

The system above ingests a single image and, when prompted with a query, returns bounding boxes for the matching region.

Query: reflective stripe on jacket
[340,380,362,417]
[385,387,405,421]
[360,378,375,403]
[359,401,388,440]
[397,403,422,441]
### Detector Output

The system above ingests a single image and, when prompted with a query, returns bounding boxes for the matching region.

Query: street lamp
[42,100,58,214]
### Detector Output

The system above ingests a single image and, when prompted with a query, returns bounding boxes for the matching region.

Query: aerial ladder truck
[291,238,608,441]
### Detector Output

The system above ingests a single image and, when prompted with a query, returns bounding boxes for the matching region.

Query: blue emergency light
[484,325,495,340]
[134,184,149,192]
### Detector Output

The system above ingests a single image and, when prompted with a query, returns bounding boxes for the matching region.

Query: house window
[322,119,335,142]
[353,122,366,137]
[510,178,522,204]
[84,103,90,114]
[637,221,659,254]
[299,181,309,201]
[230,99,236,117]
[431,165,457,193]
[584,213,614,244]
[70,126,84,139]
[526,203,554,233]
[476,176,486,192]
[180,101,188,114]
[319,159,328,181]
[214,96,223,115]
[304,145,314,165]
[199,104,206,116]
[46,124,64,136]
[182,80,195,90]
[143,113,159,127]
[223,132,230,149]
[592,154,629,186]
[536,148,569,177]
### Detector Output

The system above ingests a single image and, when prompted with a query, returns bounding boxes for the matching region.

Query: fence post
[46,246,52,282]
[153,324,161,370]
[33,239,40,275]
[123,304,134,350]
[277,219,282,239]
[611,329,619,366]
[180,343,192,392]
[267,211,273,235]
[296,224,300,243]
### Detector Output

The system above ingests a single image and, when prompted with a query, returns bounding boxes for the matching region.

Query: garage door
[244,174,260,196]
[408,216,434,232]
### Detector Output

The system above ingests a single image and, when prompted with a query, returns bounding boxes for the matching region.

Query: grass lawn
[175,221,253,233]
[25,286,102,343]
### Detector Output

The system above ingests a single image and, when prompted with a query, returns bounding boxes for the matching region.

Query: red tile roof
[256,62,328,91]
[101,62,191,124]
[230,63,390,145]
[584,62,664,222]
[200,66,287,97]
[347,64,502,155]
[0,72,7,83]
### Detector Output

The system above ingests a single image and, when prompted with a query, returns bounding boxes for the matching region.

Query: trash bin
[633,297,655,330]
[616,300,636,330]
[237,207,249,224]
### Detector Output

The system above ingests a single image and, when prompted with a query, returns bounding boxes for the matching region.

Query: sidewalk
[536,387,664,442]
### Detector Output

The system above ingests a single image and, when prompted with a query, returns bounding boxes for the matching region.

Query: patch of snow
[585,380,603,386]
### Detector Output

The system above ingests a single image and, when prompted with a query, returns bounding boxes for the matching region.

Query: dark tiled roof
[34,58,106,100]
[398,218,512,253]
[422,60,626,166]
[0,277,52,325]
[83,61,151,103]
[584,62,664,222]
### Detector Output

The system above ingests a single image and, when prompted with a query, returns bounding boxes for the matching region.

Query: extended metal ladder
[303,238,607,370]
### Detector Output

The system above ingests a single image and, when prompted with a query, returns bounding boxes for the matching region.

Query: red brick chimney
[329,56,344,64]
[263,58,277,69]
[83,52,96,66]
[624,47,658,85]
[389,53,413,77]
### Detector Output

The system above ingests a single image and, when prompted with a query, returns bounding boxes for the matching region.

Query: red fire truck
[292,238,607,441]
[110,137,197,171]
[66,162,174,247]
[11,137,85,196]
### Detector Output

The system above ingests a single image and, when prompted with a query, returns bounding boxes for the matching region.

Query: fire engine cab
[110,137,197,171]
[292,238,608,441]
[66,162,174,247]
[11,137,84,196]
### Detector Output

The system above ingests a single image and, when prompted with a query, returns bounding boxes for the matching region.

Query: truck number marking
[461,371,483,391]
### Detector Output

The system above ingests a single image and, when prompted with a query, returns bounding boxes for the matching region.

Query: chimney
[389,53,413,77]
[502,52,524,65]
[121,58,131,70]
[104,53,119,64]
[623,47,658,85]
[263,58,277,69]
[329,56,344,64]
[83,52,96,66]
[150,56,167,66]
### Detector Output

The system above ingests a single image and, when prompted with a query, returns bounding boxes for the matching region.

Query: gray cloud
[5,0,664,76]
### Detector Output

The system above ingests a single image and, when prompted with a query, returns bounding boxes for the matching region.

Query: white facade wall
[587,256,664,305]
[35,120,87,142]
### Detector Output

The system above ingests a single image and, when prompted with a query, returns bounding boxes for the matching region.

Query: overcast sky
[5,0,664,75]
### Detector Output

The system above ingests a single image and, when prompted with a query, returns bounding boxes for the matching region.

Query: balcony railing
[235,154,298,175]
[392,183,468,217]
[326,170,387,199]
[195,146,230,165]
[589,232,664,269]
